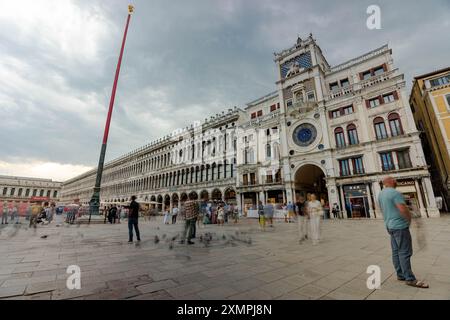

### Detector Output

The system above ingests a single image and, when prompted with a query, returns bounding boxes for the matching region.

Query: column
[366,184,375,219]
[282,190,287,204]
[372,181,383,219]
[326,181,339,217]
[422,177,440,217]
[414,179,426,218]
[259,191,266,205]
[237,193,242,215]
[169,196,173,213]
[339,185,348,219]
[290,188,296,203]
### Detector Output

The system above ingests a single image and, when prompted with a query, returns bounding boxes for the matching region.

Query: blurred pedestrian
[2,202,9,224]
[172,206,179,224]
[264,202,274,228]
[180,200,199,245]
[30,201,42,228]
[126,196,141,243]
[287,201,295,223]
[296,196,307,243]
[163,206,170,224]
[258,201,265,231]
[217,205,225,226]
[332,203,340,219]
[11,204,19,224]
[378,176,429,289]
[308,194,323,245]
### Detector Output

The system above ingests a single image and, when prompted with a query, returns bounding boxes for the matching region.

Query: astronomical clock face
[280,51,312,78]
[293,123,317,147]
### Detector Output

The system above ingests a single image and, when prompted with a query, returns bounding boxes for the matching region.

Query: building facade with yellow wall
[410,67,450,211]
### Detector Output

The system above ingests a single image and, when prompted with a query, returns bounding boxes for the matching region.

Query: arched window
[374,117,388,140]
[334,127,346,148]
[347,124,359,145]
[266,144,272,159]
[388,113,403,137]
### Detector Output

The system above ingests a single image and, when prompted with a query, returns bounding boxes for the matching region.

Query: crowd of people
[1,201,86,228]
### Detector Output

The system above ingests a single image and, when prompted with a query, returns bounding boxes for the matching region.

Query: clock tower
[274,34,337,206]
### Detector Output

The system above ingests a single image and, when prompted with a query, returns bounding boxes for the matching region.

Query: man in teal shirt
[378,177,429,288]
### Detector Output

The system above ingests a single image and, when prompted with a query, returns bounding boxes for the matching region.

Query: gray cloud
[0,0,449,180]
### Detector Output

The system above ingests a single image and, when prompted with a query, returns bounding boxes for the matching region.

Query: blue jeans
[387,228,416,281]
[128,218,140,241]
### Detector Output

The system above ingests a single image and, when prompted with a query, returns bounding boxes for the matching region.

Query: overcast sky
[0,0,449,181]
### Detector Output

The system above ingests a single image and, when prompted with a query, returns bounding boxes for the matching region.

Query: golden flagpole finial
[128,4,134,14]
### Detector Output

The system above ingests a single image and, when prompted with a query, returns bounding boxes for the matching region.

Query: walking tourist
[172,206,178,224]
[264,202,275,228]
[180,200,199,245]
[26,205,32,221]
[332,203,340,219]
[163,206,170,224]
[287,201,295,223]
[11,204,19,224]
[296,196,308,243]
[117,206,122,223]
[378,176,429,289]
[108,205,117,224]
[29,201,41,228]
[47,203,56,223]
[257,201,265,231]
[217,205,225,226]
[308,194,323,245]
[126,196,141,243]
[2,202,9,225]
[282,203,288,223]
[43,202,50,223]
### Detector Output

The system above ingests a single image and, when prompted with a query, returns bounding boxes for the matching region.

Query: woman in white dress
[307,194,324,245]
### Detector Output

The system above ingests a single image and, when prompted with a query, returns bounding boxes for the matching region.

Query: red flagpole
[103,12,132,144]
[89,5,134,222]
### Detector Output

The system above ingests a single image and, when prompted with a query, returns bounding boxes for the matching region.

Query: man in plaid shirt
[180,200,199,245]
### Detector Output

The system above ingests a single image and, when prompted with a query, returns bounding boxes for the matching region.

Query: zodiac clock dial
[293,123,317,147]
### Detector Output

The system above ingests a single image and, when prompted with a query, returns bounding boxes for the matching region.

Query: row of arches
[106,188,237,211]
[102,161,236,197]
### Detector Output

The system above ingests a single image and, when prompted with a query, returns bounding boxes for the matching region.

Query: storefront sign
[397,179,415,186]
[31,196,49,201]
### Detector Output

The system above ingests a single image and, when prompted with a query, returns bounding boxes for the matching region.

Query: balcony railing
[326,69,399,101]
[329,85,354,100]
[360,69,397,89]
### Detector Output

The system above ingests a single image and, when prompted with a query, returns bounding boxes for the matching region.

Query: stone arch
[224,187,237,204]
[200,190,209,201]
[293,163,327,203]
[172,193,179,208]
[157,195,163,211]
[211,188,222,201]
[189,191,198,201]
[180,193,188,203]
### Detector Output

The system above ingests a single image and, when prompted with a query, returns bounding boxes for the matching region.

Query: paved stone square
[1,216,449,300]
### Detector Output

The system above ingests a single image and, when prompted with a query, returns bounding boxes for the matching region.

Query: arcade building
[60,35,439,218]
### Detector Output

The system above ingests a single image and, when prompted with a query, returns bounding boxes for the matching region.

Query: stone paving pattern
[1,216,449,300]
